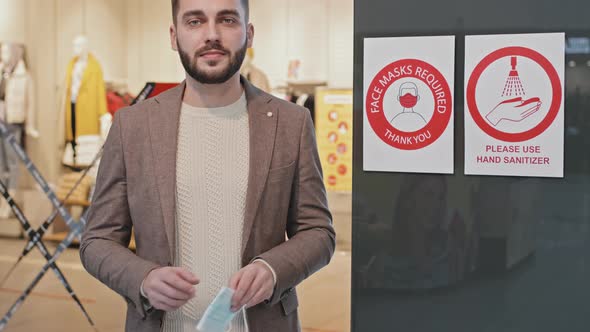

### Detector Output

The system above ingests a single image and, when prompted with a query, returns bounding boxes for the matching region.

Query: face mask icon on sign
[390,81,427,132]
[398,82,420,109]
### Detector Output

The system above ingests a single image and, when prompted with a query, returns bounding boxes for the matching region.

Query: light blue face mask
[196,287,246,332]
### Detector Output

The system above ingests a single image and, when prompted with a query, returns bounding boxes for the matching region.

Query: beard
[178,39,248,84]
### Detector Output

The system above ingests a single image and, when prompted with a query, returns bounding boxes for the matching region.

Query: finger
[520,104,539,117]
[232,268,256,310]
[175,268,200,285]
[154,280,193,301]
[163,273,196,295]
[520,107,539,119]
[245,268,269,302]
[152,300,174,312]
[521,104,538,115]
[238,278,261,310]
[229,270,245,308]
[236,267,269,310]
[229,270,242,290]
[151,292,187,310]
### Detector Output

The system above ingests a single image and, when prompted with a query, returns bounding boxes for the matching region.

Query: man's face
[170,0,253,84]
[398,83,420,109]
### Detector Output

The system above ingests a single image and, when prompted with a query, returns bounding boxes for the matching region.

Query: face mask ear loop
[243,306,250,331]
[225,307,248,332]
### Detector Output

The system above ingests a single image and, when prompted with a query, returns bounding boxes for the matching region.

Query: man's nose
[205,23,221,43]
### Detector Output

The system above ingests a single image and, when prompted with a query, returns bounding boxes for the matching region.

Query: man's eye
[188,20,201,26]
[222,18,236,24]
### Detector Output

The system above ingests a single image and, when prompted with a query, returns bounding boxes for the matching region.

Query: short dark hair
[172,0,250,24]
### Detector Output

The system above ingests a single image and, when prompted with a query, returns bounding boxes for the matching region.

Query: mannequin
[61,35,111,168]
[0,43,38,218]
[0,43,10,113]
[240,48,271,93]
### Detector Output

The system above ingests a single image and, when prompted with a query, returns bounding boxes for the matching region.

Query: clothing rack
[0,120,97,330]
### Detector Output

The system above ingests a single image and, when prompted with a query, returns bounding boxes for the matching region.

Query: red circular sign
[328,132,338,143]
[467,46,562,142]
[328,111,338,122]
[337,143,347,155]
[328,153,338,165]
[338,164,347,175]
[366,59,452,150]
[328,175,337,186]
[338,122,348,132]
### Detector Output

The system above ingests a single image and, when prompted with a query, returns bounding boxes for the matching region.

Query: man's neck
[183,74,243,108]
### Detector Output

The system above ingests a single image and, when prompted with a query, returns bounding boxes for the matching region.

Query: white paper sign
[464,33,565,178]
[363,36,455,174]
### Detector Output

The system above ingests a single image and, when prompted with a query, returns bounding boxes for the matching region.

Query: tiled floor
[0,238,351,332]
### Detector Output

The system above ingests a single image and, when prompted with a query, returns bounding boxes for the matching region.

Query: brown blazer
[80,78,335,332]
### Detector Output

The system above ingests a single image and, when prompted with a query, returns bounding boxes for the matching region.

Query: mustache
[195,42,230,56]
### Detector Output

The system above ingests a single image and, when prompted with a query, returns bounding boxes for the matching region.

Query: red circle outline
[365,59,453,150]
[466,46,562,142]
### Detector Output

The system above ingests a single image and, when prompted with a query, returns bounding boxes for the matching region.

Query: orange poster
[315,88,353,192]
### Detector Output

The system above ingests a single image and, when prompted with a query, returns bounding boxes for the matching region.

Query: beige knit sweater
[162,93,249,332]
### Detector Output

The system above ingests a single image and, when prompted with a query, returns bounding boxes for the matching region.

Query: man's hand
[142,267,199,311]
[229,261,274,312]
[485,97,542,126]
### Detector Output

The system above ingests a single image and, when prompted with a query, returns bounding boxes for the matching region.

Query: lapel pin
[267,112,273,117]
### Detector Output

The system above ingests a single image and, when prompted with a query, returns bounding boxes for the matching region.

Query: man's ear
[170,24,178,51]
[246,23,254,49]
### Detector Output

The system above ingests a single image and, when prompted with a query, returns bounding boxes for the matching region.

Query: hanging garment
[0,123,23,190]
[62,134,103,167]
[62,54,108,142]
[106,90,134,116]
[0,64,8,101]
[1,60,37,135]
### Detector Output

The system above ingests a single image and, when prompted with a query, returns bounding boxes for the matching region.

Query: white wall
[56,0,127,87]
[286,0,329,82]
[126,0,185,94]
[250,0,353,88]
[249,0,289,88]
[0,0,27,43]
[27,0,59,183]
[327,0,354,88]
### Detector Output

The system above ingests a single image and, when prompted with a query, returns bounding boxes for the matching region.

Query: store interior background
[0,0,353,331]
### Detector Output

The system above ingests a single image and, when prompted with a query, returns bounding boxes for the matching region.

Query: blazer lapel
[241,78,277,258]
[148,82,185,259]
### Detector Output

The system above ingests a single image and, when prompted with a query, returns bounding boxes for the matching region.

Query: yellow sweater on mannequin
[63,53,107,142]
